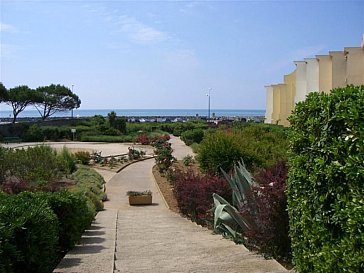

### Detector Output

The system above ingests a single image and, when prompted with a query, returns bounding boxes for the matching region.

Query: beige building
[265,38,364,126]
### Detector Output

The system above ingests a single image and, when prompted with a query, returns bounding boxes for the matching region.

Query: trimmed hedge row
[0,191,95,273]
[287,85,364,273]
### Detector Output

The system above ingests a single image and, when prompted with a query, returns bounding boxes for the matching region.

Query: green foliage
[58,147,77,174]
[0,191,95,273]
[221,160,258,209]
[1,145,68,187]
[213,193,251,241]
[80,135,134,142]
[0,146,77,192]
[39,191,95,252]
[126,190,152,196]
[172,121,208,136]
[0,82,8,103]
[71,166,107,211]
[107,111,127,133]
[75,151,91,165]
[6,85,36,123]
[231,123,289,170]
[154,140,175,173]
[182,154,195,166]
[197,124,289,174]
[213,161,257,240]
[287,85,364,273]
[34,84,81,120]
[181,128,205,145]
[197,130,243,174]
[0,192,59,273]
[190,142,199,153]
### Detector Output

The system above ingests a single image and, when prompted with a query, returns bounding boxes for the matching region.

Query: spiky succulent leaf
[213,193,252,240]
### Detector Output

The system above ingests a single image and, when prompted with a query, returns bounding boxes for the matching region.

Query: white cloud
[82,3,167,45]
[0,22,16,32]
[117,15,167,44]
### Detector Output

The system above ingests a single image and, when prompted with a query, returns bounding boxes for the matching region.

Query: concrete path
[54,138,291,273]
[168,135,195,160]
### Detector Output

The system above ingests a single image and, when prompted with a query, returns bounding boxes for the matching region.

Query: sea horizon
[0,108,265,118]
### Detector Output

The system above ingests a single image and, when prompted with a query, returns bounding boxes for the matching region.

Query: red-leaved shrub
[241,160,291,261]
[136,134,151,145]
[174,170,231,226]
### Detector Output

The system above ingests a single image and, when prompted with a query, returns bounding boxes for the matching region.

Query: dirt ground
[152,165,180,214]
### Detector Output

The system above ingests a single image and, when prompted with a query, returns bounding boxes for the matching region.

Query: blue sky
[1,0,363,110]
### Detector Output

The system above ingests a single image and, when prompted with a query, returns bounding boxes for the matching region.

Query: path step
[114,209,288,273]
[53,209,118,273]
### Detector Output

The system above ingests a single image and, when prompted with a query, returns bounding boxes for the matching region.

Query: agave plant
[213,160,257,240]
[221,160,258,210]
[213,193,252,241]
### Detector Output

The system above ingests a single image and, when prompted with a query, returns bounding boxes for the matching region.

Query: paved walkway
[54,137,291,273]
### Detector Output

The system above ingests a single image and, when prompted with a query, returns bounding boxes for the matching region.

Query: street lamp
[206,88,212,120]
[71,85,74,118]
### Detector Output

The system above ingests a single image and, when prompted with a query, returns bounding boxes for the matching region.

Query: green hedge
[0,191,95,273]
[287,85,364,273]
[80,134,134,142]
[38,191,95,252]
[0,192,59,273]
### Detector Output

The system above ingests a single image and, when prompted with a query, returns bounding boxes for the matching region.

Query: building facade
[265,38,364,126]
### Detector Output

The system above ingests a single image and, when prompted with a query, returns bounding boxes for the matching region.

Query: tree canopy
[34,84,81,120]
[6,85,36,123]
[0,83,7,102]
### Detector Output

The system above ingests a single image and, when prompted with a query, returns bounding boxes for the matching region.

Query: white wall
[294,61,307,104]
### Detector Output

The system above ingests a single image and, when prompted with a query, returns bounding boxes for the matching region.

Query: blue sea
[0,109,265,118]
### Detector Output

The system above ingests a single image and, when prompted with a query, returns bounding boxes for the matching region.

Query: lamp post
[206,88,211,120]
[71,85,74,118]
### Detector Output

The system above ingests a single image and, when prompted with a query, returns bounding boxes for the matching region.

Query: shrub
[24,124,44,141]
[0,146,76,192]
[190,142,199,153]
[287,85,364,273]
[171,121,207,136]
[182,154,195,166]
[231,124,289,170]
[0,192,59,273]
[58,147,77,173]
[181,128,204,145]
[103,127,120,136]
[3,145,67,188]
[71,166,107,211]
[39,191,95,253]
[154,142,175,173]
[80,135,134,142]
[197,130,243,174]
[74,151,91,165]
[174,170,231,226]
[136,133,150,145]
[242,161,291,261]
